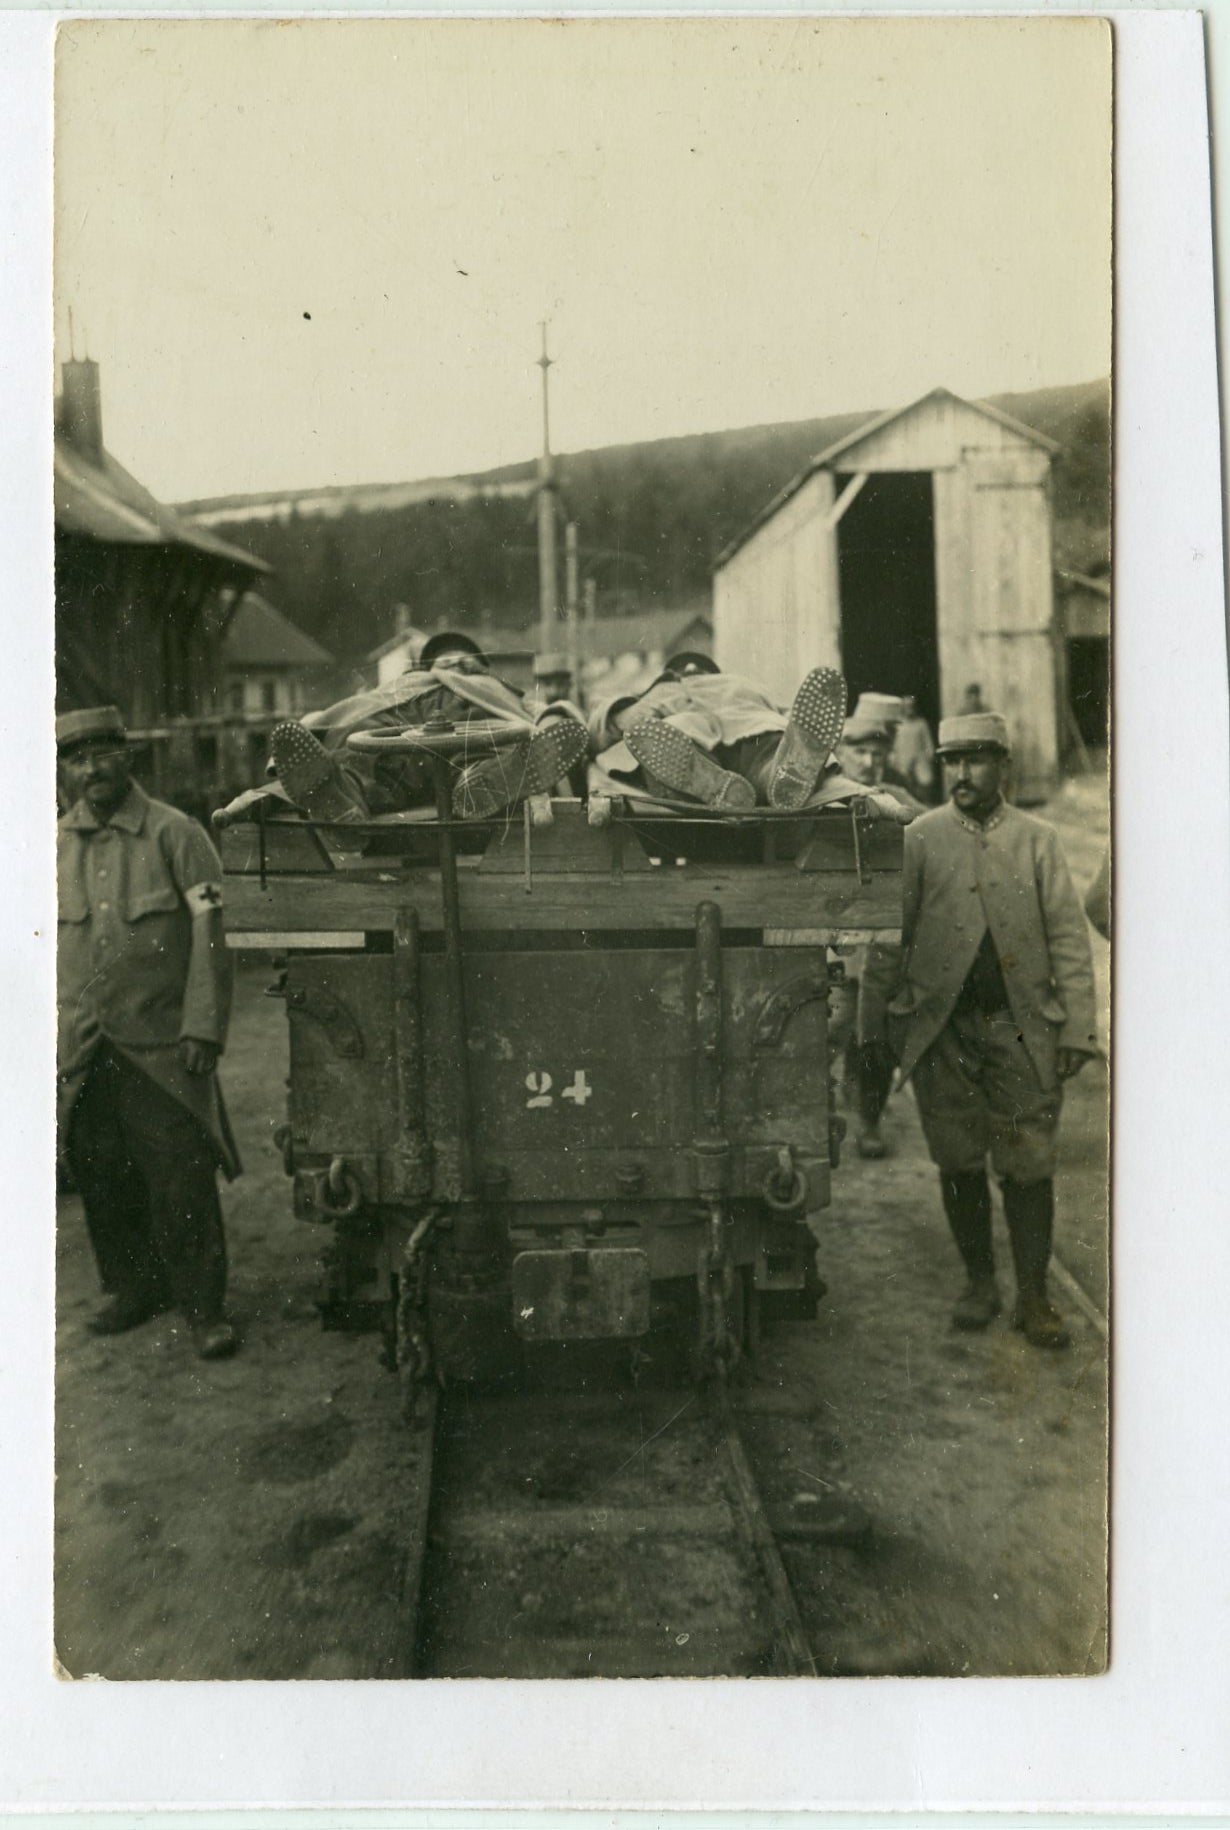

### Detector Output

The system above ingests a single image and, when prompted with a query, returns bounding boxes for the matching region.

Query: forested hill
[188,379,1109,669]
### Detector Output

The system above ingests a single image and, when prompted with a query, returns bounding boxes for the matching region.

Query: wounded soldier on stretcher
[213,631,589,829]
[588,658,914,822]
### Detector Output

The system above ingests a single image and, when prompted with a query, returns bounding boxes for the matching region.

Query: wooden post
[564,520,580,702]
[536,324,558,655]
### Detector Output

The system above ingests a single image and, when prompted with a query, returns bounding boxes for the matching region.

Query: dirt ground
[54,776,1110,1681]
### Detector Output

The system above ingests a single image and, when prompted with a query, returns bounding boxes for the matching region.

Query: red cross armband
[184,881,224,916]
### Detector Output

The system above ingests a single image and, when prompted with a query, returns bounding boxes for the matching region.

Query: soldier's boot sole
[623,719,756,810]
[768,667,848,810]
[452,717,589,821]
[270,723,367,824]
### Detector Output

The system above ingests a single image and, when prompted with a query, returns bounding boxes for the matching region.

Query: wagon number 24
[526,1070,593,1108]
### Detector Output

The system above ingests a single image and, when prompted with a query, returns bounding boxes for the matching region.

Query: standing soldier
[888,712,1098,1348]
[57,707,241,1359]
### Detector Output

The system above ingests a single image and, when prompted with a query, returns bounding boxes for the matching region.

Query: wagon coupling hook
[763,1146,807,1214]
[322,1155,362,1217]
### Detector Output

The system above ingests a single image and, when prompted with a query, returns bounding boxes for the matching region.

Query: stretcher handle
[346,717,530,759]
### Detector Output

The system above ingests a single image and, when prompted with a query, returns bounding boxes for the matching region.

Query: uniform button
[97,869,108,879]
[97,831,112,844]
[99,901,110,911]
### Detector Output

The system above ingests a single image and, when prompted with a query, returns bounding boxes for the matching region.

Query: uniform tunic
[887,799,1097,1183]
[58,781,238,1177]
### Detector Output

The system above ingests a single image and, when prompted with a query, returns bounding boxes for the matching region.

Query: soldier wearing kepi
[888,713,1098,1348]
[57,707,240,1360]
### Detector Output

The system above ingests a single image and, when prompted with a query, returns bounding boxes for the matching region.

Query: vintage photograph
[53,16,1111,1680]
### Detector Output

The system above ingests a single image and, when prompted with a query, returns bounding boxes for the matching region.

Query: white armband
[184,881,224,916]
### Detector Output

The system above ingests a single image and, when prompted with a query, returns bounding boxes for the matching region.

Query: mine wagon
[220,723,905,1390]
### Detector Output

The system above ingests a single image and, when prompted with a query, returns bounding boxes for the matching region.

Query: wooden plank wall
[713,470,841,703]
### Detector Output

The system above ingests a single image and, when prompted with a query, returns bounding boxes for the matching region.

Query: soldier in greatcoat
[886,713,1098,1348]
[57,707,240,1359]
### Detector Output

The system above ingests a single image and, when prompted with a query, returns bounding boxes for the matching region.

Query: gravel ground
[54,773,1110,1681]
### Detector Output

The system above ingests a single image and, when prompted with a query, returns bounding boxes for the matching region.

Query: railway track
[403,1349,854,1679]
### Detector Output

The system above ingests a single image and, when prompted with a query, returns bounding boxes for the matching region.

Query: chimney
[57,357,104,460]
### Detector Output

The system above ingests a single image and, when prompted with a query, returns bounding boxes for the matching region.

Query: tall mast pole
[536,322,558,656]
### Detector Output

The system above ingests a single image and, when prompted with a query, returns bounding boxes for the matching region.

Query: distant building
[577,607,713,701]
[714,387,1063,800]
[55,357,269,724]
[367,622,536,690]
[222,594,334,716]
[364,605,712,704]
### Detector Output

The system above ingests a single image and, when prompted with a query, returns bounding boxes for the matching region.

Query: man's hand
[1057,1046,1095,1081]
[179,1037,220,1077]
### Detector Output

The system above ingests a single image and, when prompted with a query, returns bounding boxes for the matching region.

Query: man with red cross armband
[57,706,241,1360]
[886,712,1098,1349]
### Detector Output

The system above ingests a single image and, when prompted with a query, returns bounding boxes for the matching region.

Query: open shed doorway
[835,471,940,731]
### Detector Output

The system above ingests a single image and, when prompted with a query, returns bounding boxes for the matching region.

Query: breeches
[66,1044,228,1322]
[911,1006,1061,1184]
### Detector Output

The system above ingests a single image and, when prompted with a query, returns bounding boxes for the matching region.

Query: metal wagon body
[221,739,904,1386]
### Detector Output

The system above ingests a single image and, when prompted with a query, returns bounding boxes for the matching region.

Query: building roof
[55,436,269,578]
[223,594,333,668]
[811,386,1060,470]
[715,387,1061,571]
[578,608,712,661]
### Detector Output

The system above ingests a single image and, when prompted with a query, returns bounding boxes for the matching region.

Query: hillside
[188,380,1109,669]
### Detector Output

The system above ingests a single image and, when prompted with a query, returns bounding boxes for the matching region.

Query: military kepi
[936,711,1010,756]
[56,705,127,752]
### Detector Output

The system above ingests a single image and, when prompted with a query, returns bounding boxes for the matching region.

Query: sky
[54,17,1111,504]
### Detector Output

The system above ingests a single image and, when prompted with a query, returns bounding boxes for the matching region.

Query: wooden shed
[713,387,1062,799]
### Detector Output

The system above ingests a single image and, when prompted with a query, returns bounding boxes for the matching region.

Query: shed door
[966,448,1058,801]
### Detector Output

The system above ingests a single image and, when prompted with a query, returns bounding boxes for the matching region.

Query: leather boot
[939,1171,1002,1330]
[1002,1177,1071,1350]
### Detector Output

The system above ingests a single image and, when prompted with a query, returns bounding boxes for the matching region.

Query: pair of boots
[624,667,848,812]
[268,715,589,824]
[939,1171,1071,1350]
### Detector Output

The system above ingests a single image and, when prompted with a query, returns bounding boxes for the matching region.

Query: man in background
[890,693,937,803]
[832,703,925,1158]
[58,707,240,1360]
[887,712,1097,1348]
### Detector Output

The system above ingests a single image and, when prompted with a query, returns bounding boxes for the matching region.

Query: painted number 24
[525,1070,593,1108]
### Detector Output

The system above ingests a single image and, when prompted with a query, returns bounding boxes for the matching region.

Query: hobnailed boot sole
[452,718,589,820]
[768,667,848,810]
[270,723,367,823]
[623,719,756,810]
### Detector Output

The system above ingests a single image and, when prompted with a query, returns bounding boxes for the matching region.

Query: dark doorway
[1068,636,1109,748]
[835,472,940,731]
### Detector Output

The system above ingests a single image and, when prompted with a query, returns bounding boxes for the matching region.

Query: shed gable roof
[715,387,1059,572]
[812,386,1059,470]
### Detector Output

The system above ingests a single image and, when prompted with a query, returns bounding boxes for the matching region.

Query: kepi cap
[663,651,719,678]
[852,691,905,727]
[533,651,571,678]
[936,712,1011,756]
[56,705,127,752]
[842,710,894,745]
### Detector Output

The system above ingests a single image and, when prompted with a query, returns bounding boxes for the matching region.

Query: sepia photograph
[53,15,1112,1684]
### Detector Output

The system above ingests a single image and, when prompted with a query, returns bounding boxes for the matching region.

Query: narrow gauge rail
[408,1367,815,1678]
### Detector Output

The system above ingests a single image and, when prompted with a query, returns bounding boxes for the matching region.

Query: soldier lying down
[213,631,588,829]
[588,659,914,821]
